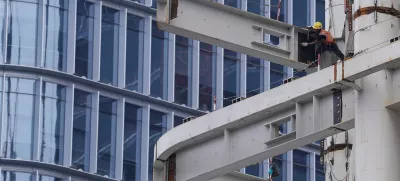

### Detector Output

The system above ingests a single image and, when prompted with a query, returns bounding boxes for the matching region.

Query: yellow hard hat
[312,22,323,29]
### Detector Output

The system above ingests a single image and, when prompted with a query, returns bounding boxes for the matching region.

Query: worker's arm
[301,40,317,47]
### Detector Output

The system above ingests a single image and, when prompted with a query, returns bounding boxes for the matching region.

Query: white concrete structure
[153,0,400,181]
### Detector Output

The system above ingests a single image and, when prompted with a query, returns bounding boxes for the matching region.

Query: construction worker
[301,22,345,62]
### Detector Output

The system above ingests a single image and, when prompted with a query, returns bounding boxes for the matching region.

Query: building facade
[0,0,326,180]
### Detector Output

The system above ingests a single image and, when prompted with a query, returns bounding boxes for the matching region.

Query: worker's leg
[330,43,345,61]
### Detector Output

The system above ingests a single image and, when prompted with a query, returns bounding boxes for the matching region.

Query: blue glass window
[2,77,36,160]
[1,171,33,181]
[246,163,262,177]
[72,89,92,171]
[293,0,309,27]
[175,35,192,106]
[272,154,287,181]
[40,82,66,165]
[43,0,68,71]
[97,96,117,177]
[247,0,264,15]
[270,0,286,22]
[199,42,216,112]
[225,0,240,8]
[247,56,263,97]
[126,14,144,92]
[100,6,119,86]
[75,0,94,78]
[316,0,325,27]
[293,150,310,181]
[0,1,6,61]
[151,21,168,99]
[123,103,142,181]
[38,175,63,181]
[270,63,284,89]
[174,116,184,127]
[223,49,240,107]
[6,1,38,66]
[316,155,325,181]
[148,110,167,181]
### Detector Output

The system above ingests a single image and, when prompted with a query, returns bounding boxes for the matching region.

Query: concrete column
[353,0,400,181]
[355,70,400,181]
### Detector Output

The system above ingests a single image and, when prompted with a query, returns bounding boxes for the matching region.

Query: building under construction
[153,0,400,181]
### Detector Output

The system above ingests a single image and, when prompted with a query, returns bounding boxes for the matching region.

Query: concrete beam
[156,0,313,70]
[153,41,400,181]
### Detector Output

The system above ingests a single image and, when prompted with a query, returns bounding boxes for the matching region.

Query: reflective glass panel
[293,0,309,27]
[40,82,66,165]
[72,89,92,171]
[97,96,117,177]
[316,155,325,181]
[0,1,5,61]
[293,150,310,181]
[175,35,191,105]
[174,116,184,127]
[224,0,240,8]
[6,1,38,66]
[199,42,215,112]
[316,0,325,27]
[123,103,142,181]
[43,0,68,71]
[2,77,36,160]
[245,163,262,177]
[100,6,119,86]
[75,0,94,78]
[148,110,167,181]
[223,49,239,107]
[150,21,168,99]
[247,56,263,97]
[247,0,264,15]
[38,175,63,181]
[272,154,287,181]
[270,63,284,89]
[1,171,33,181]
[126,14,144,92]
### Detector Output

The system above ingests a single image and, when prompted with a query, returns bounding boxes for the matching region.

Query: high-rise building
[0,0,325,180]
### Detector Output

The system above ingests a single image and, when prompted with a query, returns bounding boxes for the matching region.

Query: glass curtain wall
[316,155,325,181]
[150,21,168,100]
[97,96,117,178]
[223,49,240,107]
[174,35,192,106]
[72,89,92,171]
[293,150,310,181]
[0,1,5,61]
[40,82,66,165]
[198,42,215,112]
[6,0,39,66]
[125,14,144,92]
[123,103,142,181]
[75,0,94,78]
[100,6,119,86]
[316,0,325,27]
[148,110,167,181]
[2,77,36,161]
[1,171,33,181]
[246,56,263,97]
[174,116,184,127]
[43,0,68,71]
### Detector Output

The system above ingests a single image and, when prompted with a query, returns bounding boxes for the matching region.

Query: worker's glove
[301,42,308,47]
